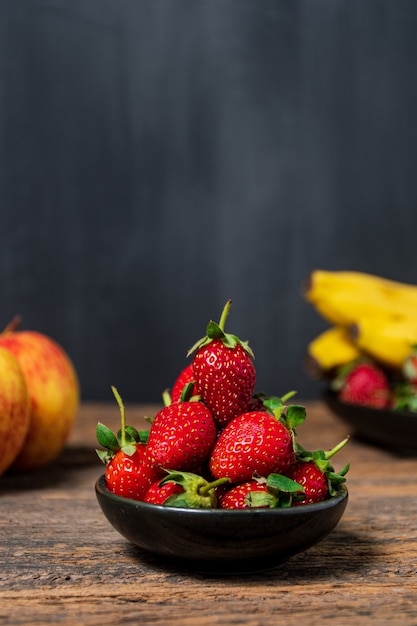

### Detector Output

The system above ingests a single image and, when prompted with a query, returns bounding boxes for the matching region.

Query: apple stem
[2,315,22,335]
[111,386,127,447]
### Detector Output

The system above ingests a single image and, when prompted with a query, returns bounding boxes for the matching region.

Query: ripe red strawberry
[171,363,199,403]
[288,437,350,505]
[335,361,391,408]
[96,386,160,501]
[219,481,269,509]
[286,461,328,505]
[105,444,159,500]
[188,300,256,427]
[219,472,306,509]
[209,399,305,483]
[144,479,184,504]
[146,401,217,472]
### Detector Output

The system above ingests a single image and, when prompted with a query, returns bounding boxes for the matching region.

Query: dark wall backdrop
[1,0,417,402]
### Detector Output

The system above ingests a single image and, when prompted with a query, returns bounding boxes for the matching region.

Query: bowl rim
[95,473,348,516]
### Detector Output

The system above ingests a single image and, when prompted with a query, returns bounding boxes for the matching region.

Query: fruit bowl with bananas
[303,270,417,453]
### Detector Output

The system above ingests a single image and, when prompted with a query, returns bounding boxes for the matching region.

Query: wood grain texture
[1,402,417,625]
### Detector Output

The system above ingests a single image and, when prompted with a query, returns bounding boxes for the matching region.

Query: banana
[304,270,417,326]
[305,286,411,326]
[306,270,417,301]
[306,326,361,377]
[352,316,417,369]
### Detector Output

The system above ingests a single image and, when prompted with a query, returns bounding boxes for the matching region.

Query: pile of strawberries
[96,301,349,509]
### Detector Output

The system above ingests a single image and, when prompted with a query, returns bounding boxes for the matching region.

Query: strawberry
[219,481,269,509]
[220,473,305,509]
[187,300,256,427]
[104,445,159,501]
[147,469,230,508]
[334,360,391,408]
[171,363,199,403]
[209,394,306,484]
[146,400,217,472]
[288,438,350,505]
[286,462,328,505]
[144,479,184,505]
[96,387,159,501]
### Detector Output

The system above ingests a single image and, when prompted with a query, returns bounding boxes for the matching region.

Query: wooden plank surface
[1,401,417,625]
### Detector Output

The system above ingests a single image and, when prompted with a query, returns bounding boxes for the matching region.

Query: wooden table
[1,401,417,625]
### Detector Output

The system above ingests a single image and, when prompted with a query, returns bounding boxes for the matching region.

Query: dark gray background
[1,0,417,402]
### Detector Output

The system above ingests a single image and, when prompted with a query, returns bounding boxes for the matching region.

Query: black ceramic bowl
[323,389,417,454]
[95,475,348,573]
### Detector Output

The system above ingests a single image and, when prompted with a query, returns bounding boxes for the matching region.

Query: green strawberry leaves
[262,392,307,462]
[262,392,307,429]
[295,437,350,496]
[158,470,230,509]
[187,300,255,358]
[179,381,201,403]
[392,382,417,411]
[245,473,305,508]
[96,422,119,453]
[96,422,145,464]
[206,320,228,341]
[95,386,148,464]
[326,464,350,496]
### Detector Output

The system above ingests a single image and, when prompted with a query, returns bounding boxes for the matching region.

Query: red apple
[0,347,30,475]
[0,317,80,471]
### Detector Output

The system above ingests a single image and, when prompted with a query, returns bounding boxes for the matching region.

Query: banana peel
[304,269,417,326]
[306,326,361,377]
[351,316,417,370]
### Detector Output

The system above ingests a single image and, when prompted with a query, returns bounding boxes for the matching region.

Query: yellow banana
[304,269,417,326]
[352,316,417,369]
[306,270,417,300]
[306,326,361,377]
[304,286,411,326]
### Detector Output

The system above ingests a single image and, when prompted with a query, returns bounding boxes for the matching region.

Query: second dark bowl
[323,389,417,454]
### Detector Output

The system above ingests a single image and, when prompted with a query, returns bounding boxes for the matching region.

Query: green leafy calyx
[245,473,305,508]
[263,392,307,429]
[95,386,144,464]
[158,470,230,509]
[187,300,255,359]
[296,436,350,496]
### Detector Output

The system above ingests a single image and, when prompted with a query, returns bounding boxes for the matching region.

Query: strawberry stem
[186,299,254,358]
[218,300,232,332]
[281,390,297,403]
[198,477,230,496]
[111,386,127,448]
[324,436,350,460]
